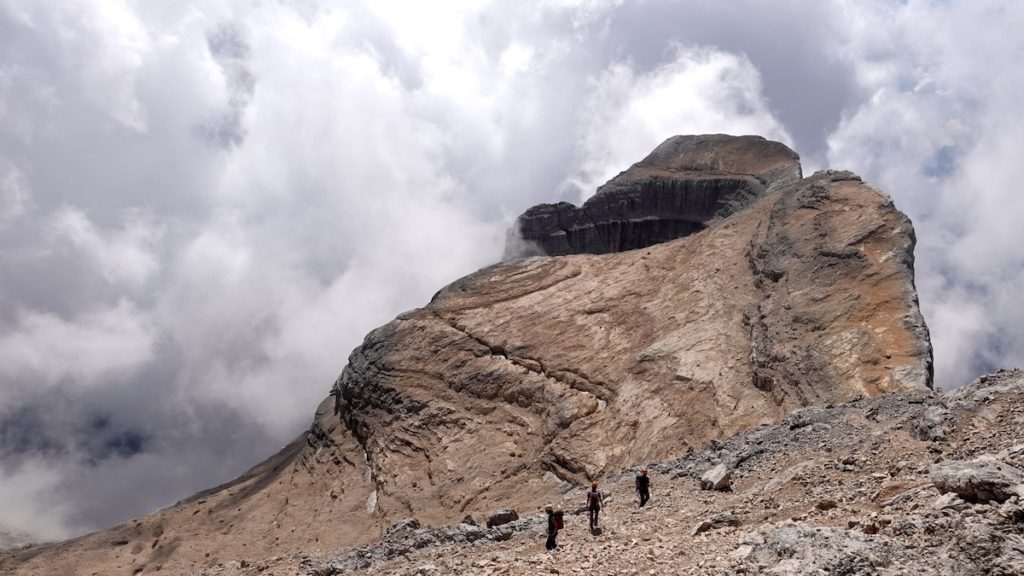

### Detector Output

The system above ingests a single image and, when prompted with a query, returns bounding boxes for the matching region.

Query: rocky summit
[2,135,944,575]
[505,135,802,258]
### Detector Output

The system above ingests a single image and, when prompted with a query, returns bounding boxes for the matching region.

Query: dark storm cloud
[0,0,1021,540]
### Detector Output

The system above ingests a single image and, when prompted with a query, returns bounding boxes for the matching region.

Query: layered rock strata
[506,134,801,257]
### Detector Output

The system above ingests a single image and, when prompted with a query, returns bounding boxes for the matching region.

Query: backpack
[554,511,564,530]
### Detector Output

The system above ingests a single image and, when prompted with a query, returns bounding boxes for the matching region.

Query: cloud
[47,207,164,287]
[565,45,792,200]
[0,160,31,225]
[824,0,1024,388]
[0,301,156,396]
[0,457,73,540]
[0,0,1021,541]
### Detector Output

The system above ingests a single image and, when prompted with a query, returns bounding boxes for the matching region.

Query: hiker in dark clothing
[586,481,605,530]
[545,505,563,550]
[636,468,651,507]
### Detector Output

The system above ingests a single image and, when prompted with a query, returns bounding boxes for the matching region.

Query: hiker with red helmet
[586,481,605,530]
[636,468,651,508]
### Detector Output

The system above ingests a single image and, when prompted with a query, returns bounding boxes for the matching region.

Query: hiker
[586,481,604,530]
[545,505,564,550]
[636,468,651,507]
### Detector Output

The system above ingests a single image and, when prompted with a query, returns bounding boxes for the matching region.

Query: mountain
[0,135,935,575]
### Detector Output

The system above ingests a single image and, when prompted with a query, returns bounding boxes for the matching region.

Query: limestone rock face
[506,134,801,258]
[0,135,933,575]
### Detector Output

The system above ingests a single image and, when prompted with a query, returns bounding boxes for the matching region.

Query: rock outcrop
[0,135,934,576]
[506,134,801,258]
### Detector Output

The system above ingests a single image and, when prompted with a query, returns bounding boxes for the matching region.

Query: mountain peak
[506,134,802,258]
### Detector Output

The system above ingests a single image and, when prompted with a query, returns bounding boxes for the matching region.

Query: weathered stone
[815,499,839,511]
[484,509,519,528]
[692,513,740,536]
[701,464,733,491]
[932,493,969,511]
[733,523,896,574]
[930,457,1024,503]
[913,405,949,441]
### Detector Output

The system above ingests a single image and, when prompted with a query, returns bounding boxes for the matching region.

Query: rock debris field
[196,370,1024,575]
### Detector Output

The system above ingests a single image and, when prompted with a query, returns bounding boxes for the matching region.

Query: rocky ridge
[0,135,935,575]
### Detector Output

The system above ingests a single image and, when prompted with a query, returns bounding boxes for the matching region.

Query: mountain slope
[1,136,933,575]
[304,370,1024,576]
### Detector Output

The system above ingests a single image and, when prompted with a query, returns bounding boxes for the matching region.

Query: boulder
[485,509,519,528]
[930,456,1024,503]
[692,513,740,536]
[384,518,421,539]
[912,405,949,441]
[701,464,733,491]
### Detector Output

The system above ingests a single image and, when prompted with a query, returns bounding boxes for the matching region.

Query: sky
[1,0,1022,540]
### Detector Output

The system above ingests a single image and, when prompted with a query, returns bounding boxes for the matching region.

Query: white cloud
[0,457,73,541]
[567,45,792,200]
[0,300,156,397]
[826,0,1024,387]
[48,206,163,287]
[0,160,32,225]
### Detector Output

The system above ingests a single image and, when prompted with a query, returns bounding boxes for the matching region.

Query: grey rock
[733,523,896,574]
[384,517,421,538]
[317,515,544,574]
[692,513,740,536]
[701,464,733,491]
[485,508,519,528]
[931,493,969,511]
[930,456,1024,503]
[913,405,949,441]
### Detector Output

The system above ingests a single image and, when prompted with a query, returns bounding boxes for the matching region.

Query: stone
[912,405,949,441]
[930,456,1024,503]
[931,493,968,511]
[692,513,740,536]
[385,518,421,539]
[701,464,733,491]
[815,499,839,511]
[485,509,519,528]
